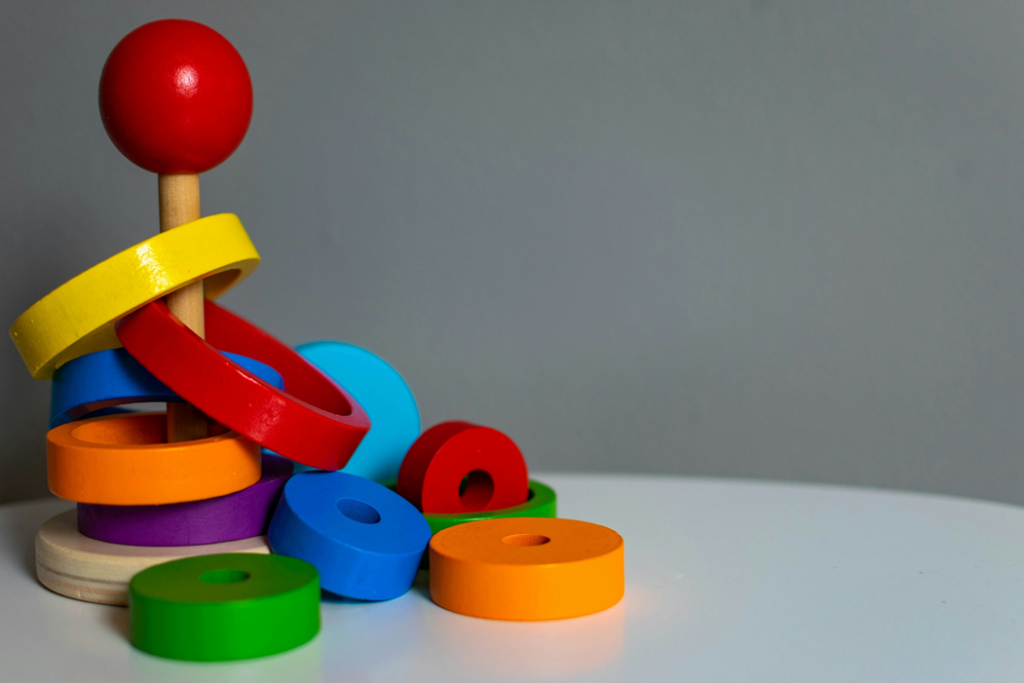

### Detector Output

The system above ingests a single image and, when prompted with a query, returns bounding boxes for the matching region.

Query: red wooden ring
[397,421,529,514]
[115,300,370,470]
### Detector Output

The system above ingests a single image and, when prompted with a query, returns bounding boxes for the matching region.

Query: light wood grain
[35,510,270,606]
[158,173,208,442]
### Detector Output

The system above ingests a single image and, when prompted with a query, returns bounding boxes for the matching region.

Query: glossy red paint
[99,19,253,173]
[116,300,370,471]
[398,421,529,514]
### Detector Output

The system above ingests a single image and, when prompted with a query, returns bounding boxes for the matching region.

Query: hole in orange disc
[501,534,551,547]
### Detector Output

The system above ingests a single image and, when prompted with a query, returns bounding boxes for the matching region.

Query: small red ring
[397,421,529,514]
[115,300,369,470]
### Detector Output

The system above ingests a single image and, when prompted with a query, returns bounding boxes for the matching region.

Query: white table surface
[2,473,1023,682]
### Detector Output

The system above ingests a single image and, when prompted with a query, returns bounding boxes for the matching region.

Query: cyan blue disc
[50,347,284,428]
[296,341,420,482]
[268,471,431,601]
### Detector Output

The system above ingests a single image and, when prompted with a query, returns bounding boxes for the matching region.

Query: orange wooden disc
[429,517,624,621]
[47,412,261,505]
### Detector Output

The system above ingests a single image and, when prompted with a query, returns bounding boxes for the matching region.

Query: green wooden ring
[386,479,557,535]
[129,553,320,661]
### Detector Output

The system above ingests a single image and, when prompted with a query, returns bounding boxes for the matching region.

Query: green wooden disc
[129,553,320,661]
[386,479,557,535]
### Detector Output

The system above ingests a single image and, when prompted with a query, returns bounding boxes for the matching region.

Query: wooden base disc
[35,509,270,606]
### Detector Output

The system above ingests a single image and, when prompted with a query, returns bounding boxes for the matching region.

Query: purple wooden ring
[77,453,293,547]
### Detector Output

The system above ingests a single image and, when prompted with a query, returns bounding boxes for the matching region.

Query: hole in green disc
[199,568,251,584]
[337,498,381,524]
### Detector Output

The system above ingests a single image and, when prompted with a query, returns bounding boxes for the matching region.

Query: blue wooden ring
[268,472,431,601]
[50,347,284,428]
[296,341,420,482]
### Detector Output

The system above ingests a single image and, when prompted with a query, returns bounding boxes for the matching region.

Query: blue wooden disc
[268,471,431,601]
[296,341,419,482]
[50,347,284,428]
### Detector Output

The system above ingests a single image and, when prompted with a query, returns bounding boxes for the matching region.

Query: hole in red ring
[458,470,494,511]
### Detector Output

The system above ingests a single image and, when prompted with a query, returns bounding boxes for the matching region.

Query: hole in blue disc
[337,498,381,524]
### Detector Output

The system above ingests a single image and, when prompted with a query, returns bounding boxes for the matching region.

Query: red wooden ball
[99,19,253,174]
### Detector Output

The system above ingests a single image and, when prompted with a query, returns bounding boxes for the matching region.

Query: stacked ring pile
[8,17,625,664]
[14,209,372,595]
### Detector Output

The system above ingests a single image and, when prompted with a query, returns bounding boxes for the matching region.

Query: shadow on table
[128,632,324,682]
[319,568,431,603]
[422,597,626,680]
[0,499,71,578]
[406,567,628,681]
[102,604,130,639]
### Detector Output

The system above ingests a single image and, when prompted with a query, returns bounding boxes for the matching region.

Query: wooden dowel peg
[159,174,209,441]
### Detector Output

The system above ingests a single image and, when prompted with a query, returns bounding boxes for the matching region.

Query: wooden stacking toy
[12,19,369,612]
[9,17,625,662]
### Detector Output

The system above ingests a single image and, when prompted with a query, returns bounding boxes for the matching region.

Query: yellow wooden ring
[36,509,270,606]
[47,412,262,505]
[10,213,260,380]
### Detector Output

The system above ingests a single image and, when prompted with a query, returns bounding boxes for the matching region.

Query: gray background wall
[3,1,1024,506]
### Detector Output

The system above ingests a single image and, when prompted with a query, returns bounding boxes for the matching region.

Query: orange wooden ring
[429,517,624,621]
[47,412,261,505]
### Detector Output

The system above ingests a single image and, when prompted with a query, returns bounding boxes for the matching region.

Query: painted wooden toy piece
[47,412,261,505]
[129,554,320,661]
[429,517,624,621]
[99,19,253,442]
[116,300,370,470]
[99,20,252,175]
[36,509,270,606]
[269,472,431,601]
[297,341,420,481]
[388,479,557,569]
[50,347,283,428]
[77,453,292,547]
[9,214,259,381]
[391,479,557,536]
[398,421,530,514]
